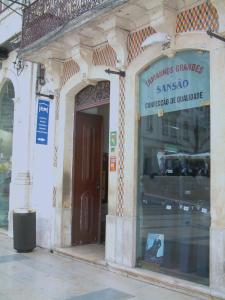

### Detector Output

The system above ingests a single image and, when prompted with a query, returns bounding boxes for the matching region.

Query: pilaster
[149,3,177,58]
[71,44,93,80]
[107,27,129,68]
[8,62,36,236]
[210,38,225,296]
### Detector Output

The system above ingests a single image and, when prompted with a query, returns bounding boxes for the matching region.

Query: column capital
[43,58,64,91]
[71,44,93,80]
[149,3,177,36]
[107,27,129,69]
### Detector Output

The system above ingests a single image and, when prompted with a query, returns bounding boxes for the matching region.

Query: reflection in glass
[0,80,14,228]
[137,107,210,285]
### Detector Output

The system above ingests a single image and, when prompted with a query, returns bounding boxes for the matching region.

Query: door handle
[96,184,100,190]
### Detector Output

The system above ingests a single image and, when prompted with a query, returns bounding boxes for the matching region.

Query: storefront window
[0,80,14,228]
[137,51,210,285]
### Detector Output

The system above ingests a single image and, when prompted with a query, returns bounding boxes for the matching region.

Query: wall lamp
[13,55,24,76]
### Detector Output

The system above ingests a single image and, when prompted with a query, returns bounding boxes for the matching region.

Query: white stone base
[105,215,136,267]
[210,227,225,296]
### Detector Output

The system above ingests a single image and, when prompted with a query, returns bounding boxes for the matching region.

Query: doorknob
[96,184,100,190]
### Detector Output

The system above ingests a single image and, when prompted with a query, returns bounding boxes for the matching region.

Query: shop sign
[110,131,117,147]
[139,51,209,116]
[110,156,117,172]
[110,131,117,152]
[36,99,50,145]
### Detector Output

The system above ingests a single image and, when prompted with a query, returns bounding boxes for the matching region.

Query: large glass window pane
[0,80,14,229]
[137,51,210,285]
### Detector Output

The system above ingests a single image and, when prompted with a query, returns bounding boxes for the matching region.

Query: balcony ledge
[19,0,129,60]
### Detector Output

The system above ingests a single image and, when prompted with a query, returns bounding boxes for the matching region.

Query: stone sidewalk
[0,233,204,300]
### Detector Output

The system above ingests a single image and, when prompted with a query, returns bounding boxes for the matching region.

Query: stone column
[210,39,225,298]
[8,62,37,236]
[105,75,128,264]
[40,59,64,248]
[104,26,129,265]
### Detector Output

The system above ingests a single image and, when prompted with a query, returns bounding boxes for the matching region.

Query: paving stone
[0,254,28,264]
[66,288,134,300]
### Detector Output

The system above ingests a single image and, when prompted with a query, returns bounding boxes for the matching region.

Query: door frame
[57,74,111,249]
[71,81,110,245]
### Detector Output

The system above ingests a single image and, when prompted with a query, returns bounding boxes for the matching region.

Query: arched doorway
[0,80,14,229]
[72,81,110,245]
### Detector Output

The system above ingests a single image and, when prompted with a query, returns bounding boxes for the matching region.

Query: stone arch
[0,69,20,101]
[122,32,212,267]
[55,65,112,247]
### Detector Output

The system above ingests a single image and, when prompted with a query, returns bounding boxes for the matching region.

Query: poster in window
[144,233,164,264]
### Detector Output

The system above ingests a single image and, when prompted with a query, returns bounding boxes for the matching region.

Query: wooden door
[72,112,103,245]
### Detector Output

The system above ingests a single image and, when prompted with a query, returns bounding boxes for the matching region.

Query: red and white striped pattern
[92,43,117,67]
[61,59,80,87]
[176,0,219,33]
[117,77,126,217]
[127,26,156,64]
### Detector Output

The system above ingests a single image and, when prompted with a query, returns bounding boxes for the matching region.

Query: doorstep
[54,244,106,267]
[54,246,224,300]
[108,263,225,300]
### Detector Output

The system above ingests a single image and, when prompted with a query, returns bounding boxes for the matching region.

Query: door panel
[72,112,102,245]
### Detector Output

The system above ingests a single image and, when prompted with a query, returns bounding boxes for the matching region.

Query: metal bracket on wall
[105,68,126,77]
[207,30,225,43]
[36,93,54,100]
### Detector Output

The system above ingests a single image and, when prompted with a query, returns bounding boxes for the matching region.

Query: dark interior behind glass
[137,106,210,285]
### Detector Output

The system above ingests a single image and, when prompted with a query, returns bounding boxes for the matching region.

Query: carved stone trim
[107,27,128,68]
[11,172,31,185]
[75,81,110,111]
[71,44,93,79]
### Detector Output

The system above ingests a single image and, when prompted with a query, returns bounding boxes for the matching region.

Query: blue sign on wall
[36,99,50,145]
[139,51,210,116]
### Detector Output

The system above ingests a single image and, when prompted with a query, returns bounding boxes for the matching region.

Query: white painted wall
[0,50,37,236]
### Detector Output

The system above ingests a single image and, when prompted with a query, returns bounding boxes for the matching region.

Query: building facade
[0,0,37,236]
[2,0,225,299]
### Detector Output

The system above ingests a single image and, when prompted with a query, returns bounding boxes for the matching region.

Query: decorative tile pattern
[117,77,125,217]
[66,288,134,300]
[127,26,156,64]
[92,43,117,67]
[176,0,219,33]
[61,59,80,87]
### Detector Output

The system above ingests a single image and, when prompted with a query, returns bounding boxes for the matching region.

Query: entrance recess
[72,81,110,247]
[72,112,103,245]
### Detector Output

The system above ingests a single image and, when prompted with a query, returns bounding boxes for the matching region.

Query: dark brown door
[72,112,103,245]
